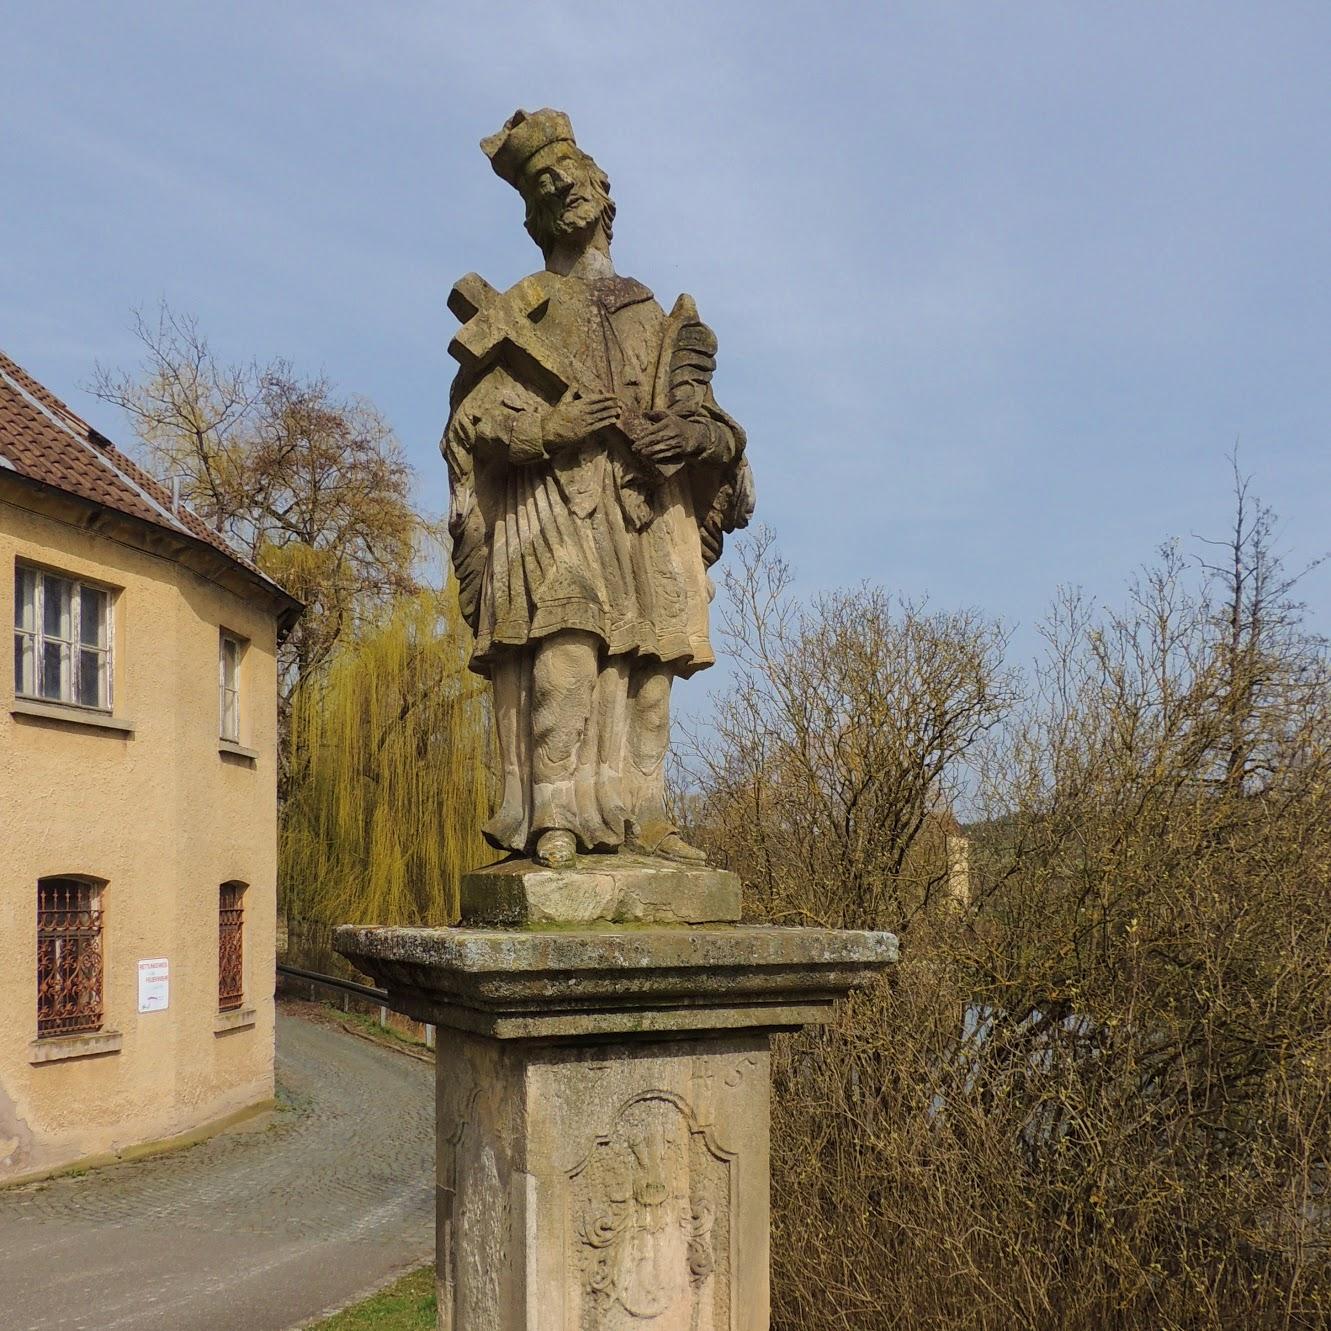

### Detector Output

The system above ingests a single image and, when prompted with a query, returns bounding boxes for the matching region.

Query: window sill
[218,740,258,762]
[214,1007,256,1035]
[11,699,133,734]
[29,1030,124,1064]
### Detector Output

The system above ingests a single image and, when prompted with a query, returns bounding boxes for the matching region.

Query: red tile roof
[0,348,290,606]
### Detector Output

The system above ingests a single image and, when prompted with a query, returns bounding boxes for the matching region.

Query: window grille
[219,883,245,1010]
[15,566,112,709]
[219,634,241,741]
[37,878,104,1037]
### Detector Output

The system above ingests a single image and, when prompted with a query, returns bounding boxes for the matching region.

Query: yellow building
[0,350,300,1183]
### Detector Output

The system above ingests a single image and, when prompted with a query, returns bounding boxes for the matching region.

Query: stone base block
[334,922,896,1330]
[461,855,742,926]
[439,1029,770,1329]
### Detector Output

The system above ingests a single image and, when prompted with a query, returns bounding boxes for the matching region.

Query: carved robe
[444,271,752,853]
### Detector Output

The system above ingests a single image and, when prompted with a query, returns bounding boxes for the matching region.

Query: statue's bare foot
[653,832,708,865]
[534,829,577,869]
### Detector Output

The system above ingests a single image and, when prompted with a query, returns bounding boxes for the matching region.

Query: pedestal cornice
[333,924,897,1041]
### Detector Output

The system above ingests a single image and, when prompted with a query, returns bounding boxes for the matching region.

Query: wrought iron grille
[37,878,104,1037]
[219,883,245,1010]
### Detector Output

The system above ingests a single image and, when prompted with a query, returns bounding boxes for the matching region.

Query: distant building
[0,350,300,1183]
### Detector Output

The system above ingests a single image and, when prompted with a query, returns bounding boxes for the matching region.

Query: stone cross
[446,270,679,480]
[447,271,579,404]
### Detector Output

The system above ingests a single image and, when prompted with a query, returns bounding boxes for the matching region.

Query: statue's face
[521,143,611,250]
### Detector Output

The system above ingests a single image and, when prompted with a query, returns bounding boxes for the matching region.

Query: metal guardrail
[277,961,437,1052]
[276,962,387,1003]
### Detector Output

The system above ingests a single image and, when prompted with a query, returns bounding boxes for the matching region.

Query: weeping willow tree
[280,583,493,926]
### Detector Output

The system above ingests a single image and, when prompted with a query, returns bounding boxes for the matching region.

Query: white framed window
[14,565,112,710]
[219,632,242,741]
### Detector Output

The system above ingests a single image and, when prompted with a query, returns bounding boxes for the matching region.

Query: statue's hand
[543,393,621,452]
[633,411,708,466]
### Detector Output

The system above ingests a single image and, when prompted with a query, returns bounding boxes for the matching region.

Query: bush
[688,484,1331,1330]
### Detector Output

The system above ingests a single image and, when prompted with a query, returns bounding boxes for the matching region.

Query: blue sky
[4,2,1328,668]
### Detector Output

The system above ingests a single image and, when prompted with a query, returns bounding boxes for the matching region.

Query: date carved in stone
[568,1091,732,1328]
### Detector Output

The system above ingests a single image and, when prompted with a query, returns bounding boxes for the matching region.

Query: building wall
[0,496,279,1181]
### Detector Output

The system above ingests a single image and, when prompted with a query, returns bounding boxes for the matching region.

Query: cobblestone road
[0,1007,434,1331]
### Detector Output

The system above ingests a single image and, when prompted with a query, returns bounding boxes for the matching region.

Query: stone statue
[340,110,891,1331]
[443,108,754,871]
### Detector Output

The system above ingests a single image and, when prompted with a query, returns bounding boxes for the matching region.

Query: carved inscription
[442,1085,508,1326]
[458,1144,506,1324]
[569,1091,732,1329]
[690,1055,760,1094]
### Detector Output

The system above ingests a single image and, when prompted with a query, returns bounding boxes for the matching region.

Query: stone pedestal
[335,864,895,1330]
[460,854,743,927]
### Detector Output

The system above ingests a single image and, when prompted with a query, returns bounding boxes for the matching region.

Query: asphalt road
[0,1008,435,1331]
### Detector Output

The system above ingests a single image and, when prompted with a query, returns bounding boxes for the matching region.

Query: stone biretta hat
[481,108,576,188]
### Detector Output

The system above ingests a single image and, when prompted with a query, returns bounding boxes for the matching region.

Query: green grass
[308,1267,435,1329]
[329,1004,433,1054]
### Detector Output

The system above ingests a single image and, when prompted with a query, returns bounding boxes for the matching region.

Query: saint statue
[443,109,754,870]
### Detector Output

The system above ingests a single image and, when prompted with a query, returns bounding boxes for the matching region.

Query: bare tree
[1193,454,1327,796]
[683,525,1013,931]
[92,305,430,792]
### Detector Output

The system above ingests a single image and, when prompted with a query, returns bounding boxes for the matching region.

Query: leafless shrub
[688,480,1331,1329]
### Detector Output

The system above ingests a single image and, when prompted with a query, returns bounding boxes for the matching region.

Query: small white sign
[138,958,169,1013]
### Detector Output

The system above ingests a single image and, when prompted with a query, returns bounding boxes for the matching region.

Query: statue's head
[482,108,616,258]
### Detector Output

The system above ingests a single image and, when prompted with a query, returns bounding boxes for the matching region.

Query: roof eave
[0,470,304,632]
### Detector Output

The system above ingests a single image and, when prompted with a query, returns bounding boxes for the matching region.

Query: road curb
[0,1097,276,1191]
